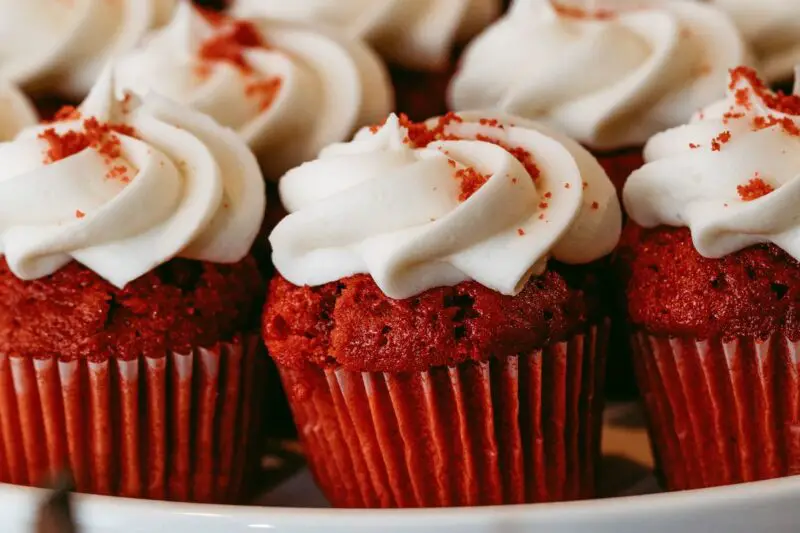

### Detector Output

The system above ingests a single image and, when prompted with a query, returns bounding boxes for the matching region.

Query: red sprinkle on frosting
[710,131,731,151]
[244,77,282,110]
[38,118,137,169]
[198,19,267,74]
[455,167,490,202]
[737,175,774,201]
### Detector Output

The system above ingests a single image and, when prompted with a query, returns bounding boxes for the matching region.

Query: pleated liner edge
[0,333,265,503]
[279,321,610,508]
[631,331,800,491]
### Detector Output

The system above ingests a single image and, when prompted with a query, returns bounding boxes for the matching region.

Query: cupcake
[621,66,800,490]
[0,0,176,111]
[263,111,622,507]
[115,3,393,181]
[0,67,267,502]
[709,0,800,91]
[229,0,501,120]
[448,0,751,192]
[0,81,37,141]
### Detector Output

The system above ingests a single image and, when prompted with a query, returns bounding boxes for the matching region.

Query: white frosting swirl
[0,0,176,98]
[0,67,265,288]
[271,112,621,299]
[710,0,800,83]
[624,68,800,260]
[116,3,393,180]
[0,81,36,142]
[230,0,500,71]
[449,0,751,151]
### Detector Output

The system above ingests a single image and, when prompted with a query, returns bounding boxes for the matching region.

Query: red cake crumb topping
[689,143,700,149]
[517,228,525,236]
[737,176,774,201]
[710,131,731,151]
[551,1,615,20]
[728,67,800,116]
[752,115,800,136]
[456,167,489,201]
[618,224,800,341]
[75,210,85,219]
[370,114,543,200]
[199,19,266,73]
[38,118,136,167]
[49,105,81,123]
[591,201,599,210]
[264,260,608,372]
[245,77,283,110]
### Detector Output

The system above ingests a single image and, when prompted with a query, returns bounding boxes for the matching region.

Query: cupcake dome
[709,0,800,85]
[0,81,36,141]
[449,0,750,152]
[115,3,393,180]
[0,0,176,99]
[265,111,621,507]
[0,68,266,501]
[229,0,501,72]
[621,67,800,490]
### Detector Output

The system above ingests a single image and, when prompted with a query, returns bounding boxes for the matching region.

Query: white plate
[2,403,799,533]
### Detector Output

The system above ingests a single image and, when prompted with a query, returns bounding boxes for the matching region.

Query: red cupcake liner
[278,322,609,508]
[631,331,800,491]
[0,334,264,503]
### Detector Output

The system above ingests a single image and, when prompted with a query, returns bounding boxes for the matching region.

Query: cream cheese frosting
[0,67,265,288]
[449,0,751,151]
[0,81,37,142]
[624,67,800,260]
[115,3,393,180]
[710,0,800,83]
[230,0,501,71]
[0,0,177,98]
[271,111,621,299]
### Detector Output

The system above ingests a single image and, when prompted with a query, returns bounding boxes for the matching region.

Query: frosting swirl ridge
[0,0,177,98]
[272,111,621,299]
[624,67,800,260]
[0,68,265,288]
[230,0,500,71]
[116,4,393,180]
[449,0,750,150]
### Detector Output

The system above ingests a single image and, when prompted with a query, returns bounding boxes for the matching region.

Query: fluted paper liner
[631,331,800,491]
[279,322,609,508]
[0,334,263,503]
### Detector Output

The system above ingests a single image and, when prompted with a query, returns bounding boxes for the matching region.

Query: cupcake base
[632,331,800,491]
[279,322,609,508]
[0,335,264,503]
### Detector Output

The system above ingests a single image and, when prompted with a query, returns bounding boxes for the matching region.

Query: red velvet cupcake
[264,111,622,507]
[227,0,501,121]
[0,68,267,502]
[621,67,800,490]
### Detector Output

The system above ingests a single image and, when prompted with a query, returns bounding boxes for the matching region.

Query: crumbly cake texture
[0,257,263,361]
[618,224,800,341]
[264,260,608,373]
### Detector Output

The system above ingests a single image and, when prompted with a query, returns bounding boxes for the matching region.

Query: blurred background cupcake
[709,0,800,92]
[263,111,621,507]
[0,0,177,117]
[0,67,267,502]
[0,81,37,141]
[621,66,800,490]
[115,2,393,181]
[449,0,751,192]
[228,0,501,121]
